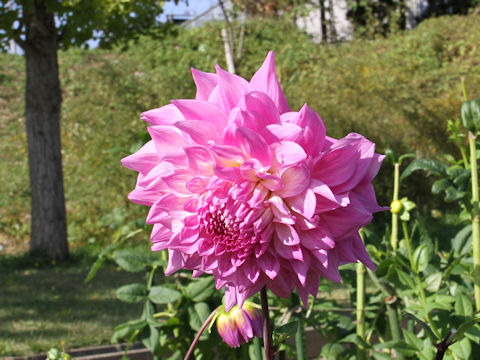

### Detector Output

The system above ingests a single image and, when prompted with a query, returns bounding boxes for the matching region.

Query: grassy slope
[0,15,479,247]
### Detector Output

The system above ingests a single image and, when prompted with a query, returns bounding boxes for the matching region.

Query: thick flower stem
[261,287,273,360]
[356,230,367,360]
[356,260,367,360]
[402,221,441,339]
[391,162,400,251]
[291,293,306,360]
[469,132,480,311]
[184,307,220,360]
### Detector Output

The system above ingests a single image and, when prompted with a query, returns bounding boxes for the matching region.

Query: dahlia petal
[277,164,310,198]
[225,285,237,312]
[162,170,192,194]
[273,141,307,168]
[311,248,329,269]
[249,51,290,114]
[242,91,281,129]
[268,195,296,224]
[184,146,214,175]
[268,270,296,298]
[352,232,376,270]
[300,227,335,250]
[215,65,250,112]
[141,104,183,125]
[275,223,300,246]
[121,140,158,174]
[243,257,261,283]
[128,186,159,206]
[165,249,184,275]
[175,120,222,145]
[151,224,172,243]
[148,125,190,155]
[258,251,280,279]
[191,68,217,101]
[365,153,385,182]
[235,126,271,168]
[274,237,303,260]
[186,177,207,194]
[294,104,326,156]
[313,145,357,188]
[172,99,227,127]
[287,188,316,220]
[263,123,302,144]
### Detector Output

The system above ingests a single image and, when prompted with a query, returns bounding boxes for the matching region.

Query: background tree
[0,0,171,260]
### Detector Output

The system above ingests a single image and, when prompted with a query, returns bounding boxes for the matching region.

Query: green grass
[0,252,144,356]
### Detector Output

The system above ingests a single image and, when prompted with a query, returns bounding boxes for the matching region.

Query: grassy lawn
[0,253,144,356]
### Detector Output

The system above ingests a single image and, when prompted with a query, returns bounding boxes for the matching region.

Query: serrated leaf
[116,283,147,303]
[112,249,151,273]
[413,244,430,272]
[149,285,181,304]
[188,302,211,332]
[184,277,216,302]
[424,272,442,292]
[455,294,473,316]
[400,159,447,181]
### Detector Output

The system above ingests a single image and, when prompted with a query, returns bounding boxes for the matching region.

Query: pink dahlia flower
[122,51,385,311]
[216,302,263,348]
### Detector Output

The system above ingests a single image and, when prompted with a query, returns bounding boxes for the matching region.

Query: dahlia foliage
[122,51,385,311]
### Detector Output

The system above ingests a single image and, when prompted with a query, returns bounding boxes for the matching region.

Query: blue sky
[161,0,218,19]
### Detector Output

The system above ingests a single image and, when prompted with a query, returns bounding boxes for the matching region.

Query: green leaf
[413,244,430,272]
[165,350,182,360]
[184,277,216,302]
[339,333,372,349]
[148,286,182,304]
[116,283,148,303]
[431,178,450,194]
[85,242,121,283]
[461,99,480,134]
[424,272,442,292]
[372,351,392,360]
[451,225,472,256]
[444,186,467,202]
[112,249,151,273]
[273,321,298,340]
[374,340,417,356]
[403,329,423,350]
[141,325,160,354]
[450,337,471,360]
[404,313,439,342]
[111,318,147,342]
[450,316,480,343]
[400,159,447,181]
[188,302,211,332]
[455,294,473,316]
[320,343,345,360]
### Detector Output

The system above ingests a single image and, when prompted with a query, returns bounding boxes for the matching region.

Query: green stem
[291,293,306,360]
[367,269,404,359]
[252,337,263,360]
[391,162,400,251]
[260,287,273,360]
[460,145,469,169]
[469,133,480,311]
[402,221,441,339]
[356,259,367,360]
[147,265,157,291]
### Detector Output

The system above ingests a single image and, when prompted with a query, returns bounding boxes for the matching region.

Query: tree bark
[24,1,68,260]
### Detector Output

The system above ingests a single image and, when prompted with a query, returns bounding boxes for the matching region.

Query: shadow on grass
[0,249,145,356]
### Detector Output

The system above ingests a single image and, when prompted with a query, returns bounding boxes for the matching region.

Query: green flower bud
[390,200,403,214]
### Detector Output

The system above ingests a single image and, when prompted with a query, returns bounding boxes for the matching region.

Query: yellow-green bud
[390,200,403,214]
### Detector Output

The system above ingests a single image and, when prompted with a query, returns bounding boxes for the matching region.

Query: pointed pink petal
[258,251,280,279]
[215,64,249,112]
[191,68,217,101]
[249,51,290,114]
[273,141,307,168]
[263,123,302,144]
[172,99,227,127]
[294,104,326,156]
[175,119,222,145]
[121,140,159,174]
[287,188,316,219]
[242,91,281,129]
[275,223,300,246]
[141,104,183,125]
[184,146,214,175]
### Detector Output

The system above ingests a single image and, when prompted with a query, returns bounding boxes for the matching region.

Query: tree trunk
[24,1,68,260]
